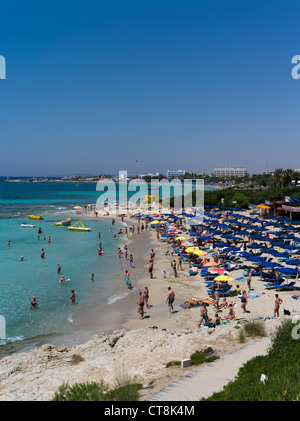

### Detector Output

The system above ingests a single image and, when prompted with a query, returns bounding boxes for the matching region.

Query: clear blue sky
[0,0,299,176]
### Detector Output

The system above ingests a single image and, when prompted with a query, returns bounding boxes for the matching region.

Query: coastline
[0,209,298,401]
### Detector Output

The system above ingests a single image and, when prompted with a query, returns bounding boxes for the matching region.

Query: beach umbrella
[213,275,234,283]
[74,206,82,209]
[150,220,160,225]
[246,256,266,263]
[223,247,241,252]
[214,242,230,247]
[185,247,200,254]
[209,268,227,275]
[277,267,298,274]
[286,259,300,265]
[203,262,219,267]
[175,236,186,241]
[260,262,283,268]
[192,249,208,256]
[182,241,193,247]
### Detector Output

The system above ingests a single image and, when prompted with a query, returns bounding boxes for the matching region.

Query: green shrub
[52,381,110,401]
[166,347,219,368]
[243,320,267,338]
[52,380,142,401]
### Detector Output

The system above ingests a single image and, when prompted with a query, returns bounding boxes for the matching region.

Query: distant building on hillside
[166,169,186,179]
[213,167,247,178]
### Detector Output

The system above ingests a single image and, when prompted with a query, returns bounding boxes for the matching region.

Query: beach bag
[284,309,291,316]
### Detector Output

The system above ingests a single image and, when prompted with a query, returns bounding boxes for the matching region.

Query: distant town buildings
[213,167,248,178]
[166,169,186,179]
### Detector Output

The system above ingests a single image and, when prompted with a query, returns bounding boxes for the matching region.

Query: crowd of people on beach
[25,206,298,335]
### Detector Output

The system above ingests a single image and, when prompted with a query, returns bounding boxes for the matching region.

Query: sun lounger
[275,282,296,291]
[264,279,284,288]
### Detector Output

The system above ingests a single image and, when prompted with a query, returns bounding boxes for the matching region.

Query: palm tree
[282,168,296,188]
[273,168,284,189]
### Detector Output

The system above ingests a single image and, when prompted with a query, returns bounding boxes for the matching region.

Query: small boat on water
[55,218,71,226]
[28,215,44,220]
[21,223,35,228]
[68,221,91,232]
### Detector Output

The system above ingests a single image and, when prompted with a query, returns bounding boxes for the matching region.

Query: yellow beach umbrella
[175,236,186,241]
[74,206,82,209]
[185,247,200,254]
[192,249,207,256]
[150,220,159,225]
[213,275,234,283]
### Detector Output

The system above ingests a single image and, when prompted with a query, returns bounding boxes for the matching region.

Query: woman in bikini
[274,294,283,317]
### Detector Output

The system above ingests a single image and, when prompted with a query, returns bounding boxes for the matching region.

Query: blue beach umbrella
[260,262,284,268]
[286,259,300,265]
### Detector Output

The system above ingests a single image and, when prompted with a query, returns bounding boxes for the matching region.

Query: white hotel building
[213,167,248,178]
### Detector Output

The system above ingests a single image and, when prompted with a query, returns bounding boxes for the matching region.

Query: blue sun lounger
[275,282,296,291]
[264,279,284,288]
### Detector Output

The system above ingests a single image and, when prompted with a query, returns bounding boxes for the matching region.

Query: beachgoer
[198,303,208,328]
[171,260,178,278]
[241,290,248,313]
[59,275,70,284]
[225,304,235,320]
[70,290,76,304]
[150,249,155,262]
[129,254,134,268]
[211,285,219,310]
[137,291,145,320]
[212,313,221,327]
[247,268,254,292]
[118,248,123,258]
[162,269,166,278]
[41,248,45,258]
[7,240,10,247]
[148,260,154,279]
[166,287,175,315]
[218,298,228,310]
[274,294,283,317]
[20,256,24,261]
[30,296,39,309]
[48,237,51,243]
[57,263,61,274]
[90,273,94,282]
[144,286,150,309]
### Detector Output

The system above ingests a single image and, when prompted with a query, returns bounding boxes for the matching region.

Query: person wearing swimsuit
[274,294,283,317]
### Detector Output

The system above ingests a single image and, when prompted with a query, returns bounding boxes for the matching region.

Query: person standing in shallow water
[30,296,39,309]
[70,290,76,304]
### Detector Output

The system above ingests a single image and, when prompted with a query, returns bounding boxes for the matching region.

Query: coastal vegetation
[203,320,300,401]
[238,320,267,343]
[52,380,142,401]
[166,347,219,368]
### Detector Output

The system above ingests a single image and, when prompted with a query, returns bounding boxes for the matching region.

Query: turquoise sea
[0,180,131,357]
[0,179,216,357]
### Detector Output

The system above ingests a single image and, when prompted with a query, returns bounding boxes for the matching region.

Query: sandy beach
[0,209,298,401]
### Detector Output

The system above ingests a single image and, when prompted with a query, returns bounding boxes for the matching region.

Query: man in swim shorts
[166,287,175,314]
[137,291,145,319]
